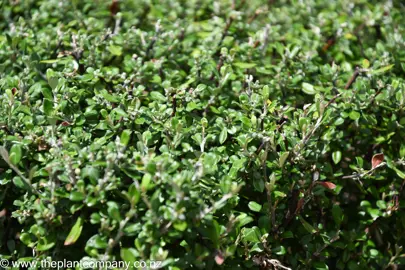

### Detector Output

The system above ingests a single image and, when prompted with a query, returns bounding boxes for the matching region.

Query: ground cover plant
[1,0,405,269]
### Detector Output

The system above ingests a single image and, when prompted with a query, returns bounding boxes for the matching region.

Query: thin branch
[322,23,366,52]
[102,215,132,263]
[325,67,361,109]
[143,20,161,63]
[248,9,264,24]
[197,192,234,221]
[289,114,324,162]
[0,146,40,195]
[253,255,292,270]
[342,162,386,179]
[209,55,224,82]
[215,17,234,55]
[112,15,122,35]
[344,67,360,90]
[313,232,340,257]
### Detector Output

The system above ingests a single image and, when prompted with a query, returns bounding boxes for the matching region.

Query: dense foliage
[1,0,405,269]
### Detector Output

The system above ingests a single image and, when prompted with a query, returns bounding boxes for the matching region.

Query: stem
[309,231,340,263]
[102,215,131,263]
[144,20,161,62]
[325,67,361,109]
[344,67,360,90]
[215,17,234,55]
[209,55,224,82]
[171,92,177,117]
[342,162,386,179]
[248,9,263,24]
[290,114,324,162]
[200,125,206,153]
[0,146,40,195]
[197,192,234,221]
[263,143,276,230]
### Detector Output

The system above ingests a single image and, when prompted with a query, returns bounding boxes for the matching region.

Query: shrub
[1,0,405,269]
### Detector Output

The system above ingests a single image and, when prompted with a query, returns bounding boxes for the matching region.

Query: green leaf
[120,129,132,146]
[128,184,140,205]
[121,248,139,263]
[107,201,121,221]
[173,221,188,231]
[267,172,276,192]
[37,236,56,251]
[279,152,289,168]
[13,176,27,190]
[376,200,386,209]
[272,246,286,255]
[81,166,99,184]
[141,173,152,191]
[40,59,60,64]
[302,82,316,95]
[332,151,342,164]
[9,144,22,165]
[123,223,141,235]
[393,167,405,179]
[48,77,59,90]
[262,85,270,100]
[313,262,329,270]
[142,130,152,143]
[219,128,227,144]
[367,208,381,219]
[108,45,123,56]
[101,90,120,102]
[233,62,256,69]
[298,215,317,234]
[274,191,286,198]
[64,217,84,246]
[186,101,199,111]
[281,231,294,239]
[372,64,394,75]
[241,227,261,243]
[90,213,101,224]
[69,191,85,201]
[19,233,33,246]
[43,99,53,116]
[150,91,166,102]
[253,177,265,193]
[349,111,360,121]
[87,234,108,249]
[236,213,254,228]
[201,117,208,128]
[369,249,379,258]
[113,108,128,118]
[362,59,370,69]
[248,201,262,212]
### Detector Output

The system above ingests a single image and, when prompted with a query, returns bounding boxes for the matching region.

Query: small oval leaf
[302,82,316,95]
[64,217,84,246]
[248,201,262,212]
[317,181,337,189]
[219,128,227,144]
[120,129,132,146]
[10,144,22,165]
[279,152,290,168]
[332,151,342,164]
[371,153,384,169]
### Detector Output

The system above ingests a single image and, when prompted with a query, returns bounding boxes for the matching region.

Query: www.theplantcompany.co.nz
[0,258,162,269]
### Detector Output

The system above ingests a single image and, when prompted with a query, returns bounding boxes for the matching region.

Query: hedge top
[0,0,405,269]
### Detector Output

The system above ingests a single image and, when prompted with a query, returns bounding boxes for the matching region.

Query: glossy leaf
[332,151,342,164]
[64,217,84,246]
